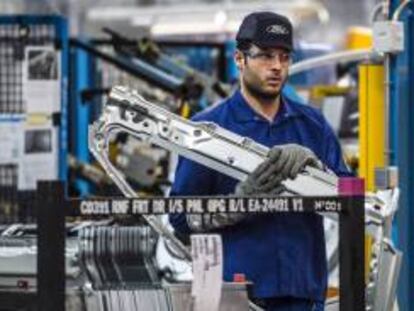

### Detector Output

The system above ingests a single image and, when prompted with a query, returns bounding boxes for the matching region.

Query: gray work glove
[186,144,323,232]
[251,144,324,189]
[235,160,285,196]
[271,144,323,178]
[186,162,272,232]
[189,154,291,232]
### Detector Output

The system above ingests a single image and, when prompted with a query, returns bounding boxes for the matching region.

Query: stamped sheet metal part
[91,85,339,193]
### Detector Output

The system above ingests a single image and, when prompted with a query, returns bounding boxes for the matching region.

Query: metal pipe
[370,1,388,23]
[289,49,379,76]
[392,0,412,21]
[384,55,391,166]
[70,38,184,94]
[384,0,411,169]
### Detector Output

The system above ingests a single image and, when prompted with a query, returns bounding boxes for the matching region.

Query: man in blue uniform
[169,12,350,311]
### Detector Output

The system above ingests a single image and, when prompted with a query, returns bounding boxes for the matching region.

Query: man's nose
[268,55,283,69]
[269,57,282,70]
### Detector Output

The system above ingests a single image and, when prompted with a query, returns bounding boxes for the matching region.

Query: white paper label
[191,234,223,311]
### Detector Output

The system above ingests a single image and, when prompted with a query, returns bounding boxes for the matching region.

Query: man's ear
[234,50,245,71]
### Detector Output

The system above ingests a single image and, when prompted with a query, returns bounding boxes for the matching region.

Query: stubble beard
[242,75,285,103]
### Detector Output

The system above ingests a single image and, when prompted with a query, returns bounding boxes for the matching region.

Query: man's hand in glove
[186,157,276,232]
[250,144,324,192]
[186,144,323,232]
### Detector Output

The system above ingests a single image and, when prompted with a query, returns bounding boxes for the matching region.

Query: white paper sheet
[17,123,58,190]
[22,46,61,114]
[0,116,24,164]
[191,234,223,311]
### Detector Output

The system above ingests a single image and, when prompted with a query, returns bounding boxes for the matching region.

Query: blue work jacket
[169,89,351,301]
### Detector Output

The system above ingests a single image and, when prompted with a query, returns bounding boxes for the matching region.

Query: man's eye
[280,53,290,62]
[261,53,273,60]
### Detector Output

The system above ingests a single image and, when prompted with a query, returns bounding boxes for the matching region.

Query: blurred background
[0,0,378,44]
[0,1,413,310]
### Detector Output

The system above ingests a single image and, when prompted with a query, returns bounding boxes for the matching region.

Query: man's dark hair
[236,40,252,52]
[236,40,252,65]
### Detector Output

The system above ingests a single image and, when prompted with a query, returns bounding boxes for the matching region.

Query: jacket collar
[229,89,300,123]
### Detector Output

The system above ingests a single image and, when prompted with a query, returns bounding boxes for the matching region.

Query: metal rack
[33,179,365,311]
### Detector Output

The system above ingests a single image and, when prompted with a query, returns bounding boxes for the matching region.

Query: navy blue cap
[236,12,293,51]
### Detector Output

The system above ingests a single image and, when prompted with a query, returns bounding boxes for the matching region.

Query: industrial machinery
[0,222,250,311]
[103,28,230,101]
[0,82,401,310]
[0,223,86,310]
[87,86,401,310]
[0,57,402,308]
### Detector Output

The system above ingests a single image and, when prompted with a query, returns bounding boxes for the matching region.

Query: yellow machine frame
[358,63,385,191]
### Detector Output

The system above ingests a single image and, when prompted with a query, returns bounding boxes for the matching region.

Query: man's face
[235,44,291,101]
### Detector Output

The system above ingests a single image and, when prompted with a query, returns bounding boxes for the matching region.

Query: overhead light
[214,10,227,27]
[130,15,154,27]
[89,1,330,35]
[151,21,240,36]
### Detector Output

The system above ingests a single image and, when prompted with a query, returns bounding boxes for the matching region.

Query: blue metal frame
[389,2,414,309]
[224,39,238,83]
[0,15,69,183]
[56,17,69,183]
[70,45,93,196]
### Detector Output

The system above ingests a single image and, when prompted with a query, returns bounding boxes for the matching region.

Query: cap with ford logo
[236,12,293,51]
